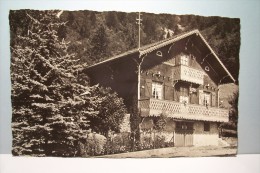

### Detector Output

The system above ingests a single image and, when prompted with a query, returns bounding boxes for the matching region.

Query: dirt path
[97,146,237,158]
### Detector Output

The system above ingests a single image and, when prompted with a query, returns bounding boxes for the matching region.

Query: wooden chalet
[85,29,235,147]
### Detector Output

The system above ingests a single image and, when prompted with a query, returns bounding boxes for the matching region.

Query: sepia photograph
[9,9,240,158]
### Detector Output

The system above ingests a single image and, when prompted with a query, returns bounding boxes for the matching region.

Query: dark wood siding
[211,92,216,107]
[164,81,173,100]
[139,50,220,107]
[144,78,152,98]
[140,61,174,100]
[173,86,179,102]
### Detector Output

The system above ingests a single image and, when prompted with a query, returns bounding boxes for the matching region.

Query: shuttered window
[152,82,163,100]
[199,91,211,106]
[203,92,211,106]
[179,86,189,103]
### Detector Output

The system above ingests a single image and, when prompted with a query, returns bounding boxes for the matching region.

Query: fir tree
[229,91,238,126]
[106,12,120,30]
[89,25,109,63]
[10,10,99,156]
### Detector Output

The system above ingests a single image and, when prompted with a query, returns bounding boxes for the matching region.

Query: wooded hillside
[10,10,240,82]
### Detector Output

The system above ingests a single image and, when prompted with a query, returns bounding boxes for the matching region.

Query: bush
[221,129,237,137]
[140,132,173,150]
[103,132,131,155]
[154,134,166,149]
[80,131,174,156]
[80,133,107,156]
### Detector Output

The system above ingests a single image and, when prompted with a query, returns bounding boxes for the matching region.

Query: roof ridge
[139,29,199,55]
[86,29,199,69]
[139,29,199,51]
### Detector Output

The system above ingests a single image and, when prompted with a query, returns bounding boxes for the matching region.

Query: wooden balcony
[172,65,204,85]
[139,98,229,122]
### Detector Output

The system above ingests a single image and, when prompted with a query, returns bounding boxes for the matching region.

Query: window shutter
[164,82,173,100]
[173,85,179,101]
[190,92,198,104]
[198,90,204,105]
[211,92,216,107]
[145,79,152,98]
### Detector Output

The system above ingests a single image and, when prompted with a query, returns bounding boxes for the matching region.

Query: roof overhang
[85,29,235,84]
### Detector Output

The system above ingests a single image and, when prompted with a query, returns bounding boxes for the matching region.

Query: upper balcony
[172,65,204,85]
[139,98,229,122]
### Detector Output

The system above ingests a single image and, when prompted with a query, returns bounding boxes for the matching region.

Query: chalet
[85,29,235,147]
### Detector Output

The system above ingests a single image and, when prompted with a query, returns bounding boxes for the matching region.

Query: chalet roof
[86,29,235,83]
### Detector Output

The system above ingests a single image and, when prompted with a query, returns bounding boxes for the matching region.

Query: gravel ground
[97,146,237,158]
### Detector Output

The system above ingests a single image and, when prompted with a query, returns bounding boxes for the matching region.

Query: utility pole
[136,12,142,50]
[134,12,143,150]
[136,12,142,104]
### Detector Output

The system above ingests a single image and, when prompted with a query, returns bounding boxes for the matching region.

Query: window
[180,86,188,96]
[179,86,189,103]
[199,92,211,106]
[204,122,210,132]
[180,55,189,66]
[152,82,163,99]
[176,122,193,130]
[203,92,211,106]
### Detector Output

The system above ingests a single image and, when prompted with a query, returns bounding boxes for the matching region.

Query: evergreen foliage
[87,87,127,137]
[11,10,240,81]
[219,91,238,137]
[153,114,167,132]
[10,10,126,156]
[228,91,238,126]
[89,25,109,63]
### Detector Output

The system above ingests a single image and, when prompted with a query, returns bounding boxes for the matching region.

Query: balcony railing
[172,65,204,85]
[139,98,229,122]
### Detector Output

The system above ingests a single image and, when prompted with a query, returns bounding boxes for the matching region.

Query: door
[175,122,194,147]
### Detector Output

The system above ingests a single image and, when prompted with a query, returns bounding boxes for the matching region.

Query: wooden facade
[85,30,235,147]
